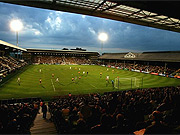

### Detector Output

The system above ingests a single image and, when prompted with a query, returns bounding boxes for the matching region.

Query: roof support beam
[101,3,120,12]
[93,0,106,12]
[152,17,169,23]
[135,14,159,20]
[127,9,142,18]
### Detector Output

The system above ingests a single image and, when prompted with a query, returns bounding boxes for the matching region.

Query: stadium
[0,0,180,134]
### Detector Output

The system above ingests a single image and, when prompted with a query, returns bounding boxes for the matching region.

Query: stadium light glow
[98,32,108,55]
[98,32,108,42]
[10,19,23,47]
[10,20,23,32]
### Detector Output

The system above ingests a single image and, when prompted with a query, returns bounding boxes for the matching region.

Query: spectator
[80,100,92,121]
[71,119,89,134]
[62,105,70,120]
[0,99,40,134]
[42,103,47,119]
[112,113,128,134]
[144,111,171,134]
[91,113,113,134]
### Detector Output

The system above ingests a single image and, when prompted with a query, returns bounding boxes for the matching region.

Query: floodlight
[98,32,108,55]
[98,32,108,42]
[10,20,23,32]
[10,19,23,47]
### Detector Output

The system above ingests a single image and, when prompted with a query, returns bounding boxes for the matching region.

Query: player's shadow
[58,82,65,86]
[67,82,74,85]
[67,80,80,85]
[75,80,80,84]
[41,85,45,89]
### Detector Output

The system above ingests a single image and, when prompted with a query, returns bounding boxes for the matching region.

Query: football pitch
[0,65,180,100]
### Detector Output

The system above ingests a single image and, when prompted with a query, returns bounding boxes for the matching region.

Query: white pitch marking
[51,79,56,92]
[90,84,97,88]
[0,78,11,86]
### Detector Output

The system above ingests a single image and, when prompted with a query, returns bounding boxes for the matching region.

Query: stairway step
[30,108,57,135]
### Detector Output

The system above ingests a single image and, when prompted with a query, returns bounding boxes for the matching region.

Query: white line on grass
[60,90,78,92]
[51,79,56,92]
[0,78,11,86]
[90,84,97,89]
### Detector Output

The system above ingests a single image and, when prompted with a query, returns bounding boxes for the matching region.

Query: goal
[114,77,141,89]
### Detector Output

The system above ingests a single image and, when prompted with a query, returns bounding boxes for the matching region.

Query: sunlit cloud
[34,30,42,35]
[45,12,62,30]
[0,2,180,53]
[82,15,86,19]
[88,27,96,35]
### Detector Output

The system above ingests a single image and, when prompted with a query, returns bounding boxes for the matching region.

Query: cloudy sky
[0,2,180,53]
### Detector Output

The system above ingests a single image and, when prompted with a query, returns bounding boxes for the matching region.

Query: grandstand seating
[172,68,180,77]
[0,56,27,82]
[102,61,178,76]
[1,86,180,134]
[0,98,41,134]
[32,56,92,65]
[48,86,180,134]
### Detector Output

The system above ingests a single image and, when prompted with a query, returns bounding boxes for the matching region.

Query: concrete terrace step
[30,111,57,135]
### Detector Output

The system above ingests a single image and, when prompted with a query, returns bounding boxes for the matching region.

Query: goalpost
[114,77,142,89]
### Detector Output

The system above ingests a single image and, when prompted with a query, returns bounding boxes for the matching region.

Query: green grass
[0,65,180,100]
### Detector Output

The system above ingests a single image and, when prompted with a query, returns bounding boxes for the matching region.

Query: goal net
[114,77,141,89]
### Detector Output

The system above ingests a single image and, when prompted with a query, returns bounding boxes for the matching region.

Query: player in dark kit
[111,80,114,88]
[39,78,42,84]
[100,72,102,78]
[72,77,74,82]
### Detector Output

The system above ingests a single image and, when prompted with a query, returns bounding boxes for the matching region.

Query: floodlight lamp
[98,32,108,42]
[10,20,23,32]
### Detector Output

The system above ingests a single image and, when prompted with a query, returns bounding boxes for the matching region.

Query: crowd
[102,61,178,76]
[33,56,91,65]
[33,56,63,64]
[33,55,179,76]
[47,86,180,134]
[64,57,91,65]
[0,56,27,82]
[0,100,40,134]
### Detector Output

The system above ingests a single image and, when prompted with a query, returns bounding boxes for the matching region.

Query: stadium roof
[1,0,180,33]
[27,48,99,55]
[100,51,180,62]
[0,40,27,51]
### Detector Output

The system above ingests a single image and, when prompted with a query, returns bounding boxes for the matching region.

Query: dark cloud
[0,2,180,52]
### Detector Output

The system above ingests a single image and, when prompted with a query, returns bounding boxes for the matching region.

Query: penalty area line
[51,79,56,92]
